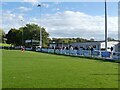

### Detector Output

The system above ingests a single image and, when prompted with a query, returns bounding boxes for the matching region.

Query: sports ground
[2,50,119,88]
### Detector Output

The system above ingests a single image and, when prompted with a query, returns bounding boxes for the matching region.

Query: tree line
[0,23,115,47]
[1,24,49,47]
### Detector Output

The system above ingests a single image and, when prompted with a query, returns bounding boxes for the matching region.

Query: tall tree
[6,24,49,47]
[22,24,49,47]
[41,27,49,47]
[107,37,115,41]
[0,29,6,43]
[6,28,22,45]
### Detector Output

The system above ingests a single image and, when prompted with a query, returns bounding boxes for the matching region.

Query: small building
[100,41,119,52]
[70,41,119,52]
[49,41,119,52]
[70,41,101,50]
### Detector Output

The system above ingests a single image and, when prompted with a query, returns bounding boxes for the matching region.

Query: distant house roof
[70,40,119,44]
[49,43,68,45]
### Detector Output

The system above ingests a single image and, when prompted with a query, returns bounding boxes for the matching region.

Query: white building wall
[70,42,101,50]
[100,41,119,52]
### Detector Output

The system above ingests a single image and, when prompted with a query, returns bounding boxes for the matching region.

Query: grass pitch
[0,43,11,47]
[2,50,118,88]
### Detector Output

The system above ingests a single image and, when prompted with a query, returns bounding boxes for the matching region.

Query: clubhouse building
[49,41,120,52]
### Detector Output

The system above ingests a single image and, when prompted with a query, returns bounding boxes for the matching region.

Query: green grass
[2,50,118,88]
[0,50,2,89]
[0,43,11,47]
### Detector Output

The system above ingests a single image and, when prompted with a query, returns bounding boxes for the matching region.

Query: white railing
[36,48,120,60]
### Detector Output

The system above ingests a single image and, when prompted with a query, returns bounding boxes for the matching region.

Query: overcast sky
[1,0,119,40]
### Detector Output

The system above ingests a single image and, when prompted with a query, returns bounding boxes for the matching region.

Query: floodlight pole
[21,20,24,46]
[105,0,108,51]
[37,4,42,48]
